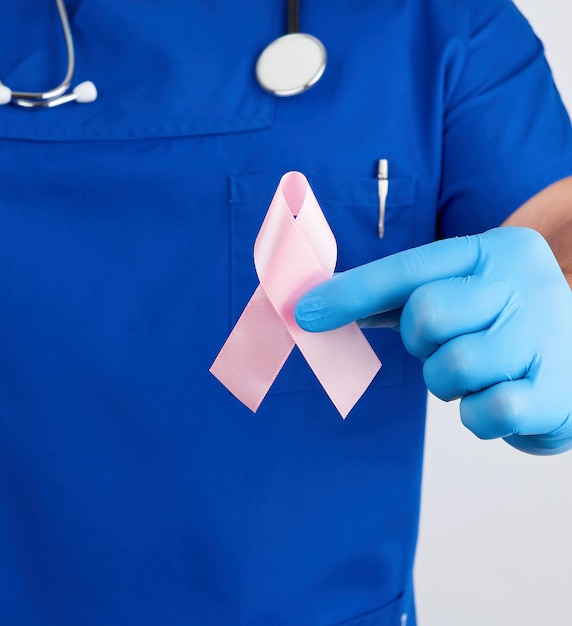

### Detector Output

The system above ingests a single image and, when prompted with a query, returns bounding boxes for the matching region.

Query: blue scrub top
[0,1,571,625]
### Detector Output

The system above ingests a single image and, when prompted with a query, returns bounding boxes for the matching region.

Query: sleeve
[437,0,572,238]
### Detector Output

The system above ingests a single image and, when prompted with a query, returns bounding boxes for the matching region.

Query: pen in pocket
[377,159,388,238]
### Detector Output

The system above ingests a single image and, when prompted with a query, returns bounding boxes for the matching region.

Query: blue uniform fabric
[0,1,571,624]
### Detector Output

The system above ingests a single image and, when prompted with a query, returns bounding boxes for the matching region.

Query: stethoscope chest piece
[256,33,326,97]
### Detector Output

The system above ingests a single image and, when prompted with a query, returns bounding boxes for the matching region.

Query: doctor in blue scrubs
[1,1,572,625]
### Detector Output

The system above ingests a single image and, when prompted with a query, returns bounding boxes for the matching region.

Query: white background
[414,1,572,624]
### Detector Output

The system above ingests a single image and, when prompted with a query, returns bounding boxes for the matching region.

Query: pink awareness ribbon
[210,172,381,418]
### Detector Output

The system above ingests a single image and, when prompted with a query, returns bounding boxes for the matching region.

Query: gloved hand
[295,227,572,455]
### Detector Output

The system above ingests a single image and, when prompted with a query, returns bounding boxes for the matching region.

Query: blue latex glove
[295,227,572,455]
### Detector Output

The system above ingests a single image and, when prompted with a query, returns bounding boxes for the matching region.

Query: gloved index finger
[295,234,480,331]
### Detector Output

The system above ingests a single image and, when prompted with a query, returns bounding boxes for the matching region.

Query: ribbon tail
[210,286,294,412]
[291,322,382,419]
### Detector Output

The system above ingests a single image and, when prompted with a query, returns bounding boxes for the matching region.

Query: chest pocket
[229,172,417,395]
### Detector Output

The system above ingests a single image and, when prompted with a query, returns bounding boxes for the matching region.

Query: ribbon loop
[210,172,381,418]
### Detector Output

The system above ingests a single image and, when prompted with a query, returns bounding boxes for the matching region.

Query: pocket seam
[331,591,405,625]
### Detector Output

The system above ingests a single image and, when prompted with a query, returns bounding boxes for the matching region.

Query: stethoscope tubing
[287,0,300,34]
[11,0,75,105]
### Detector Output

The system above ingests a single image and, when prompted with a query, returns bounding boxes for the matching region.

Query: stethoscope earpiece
[73,81,98,104]
[0,82,12,105]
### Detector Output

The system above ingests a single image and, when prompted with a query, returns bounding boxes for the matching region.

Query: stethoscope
[0,0,97,108]
[0,0,326,109]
